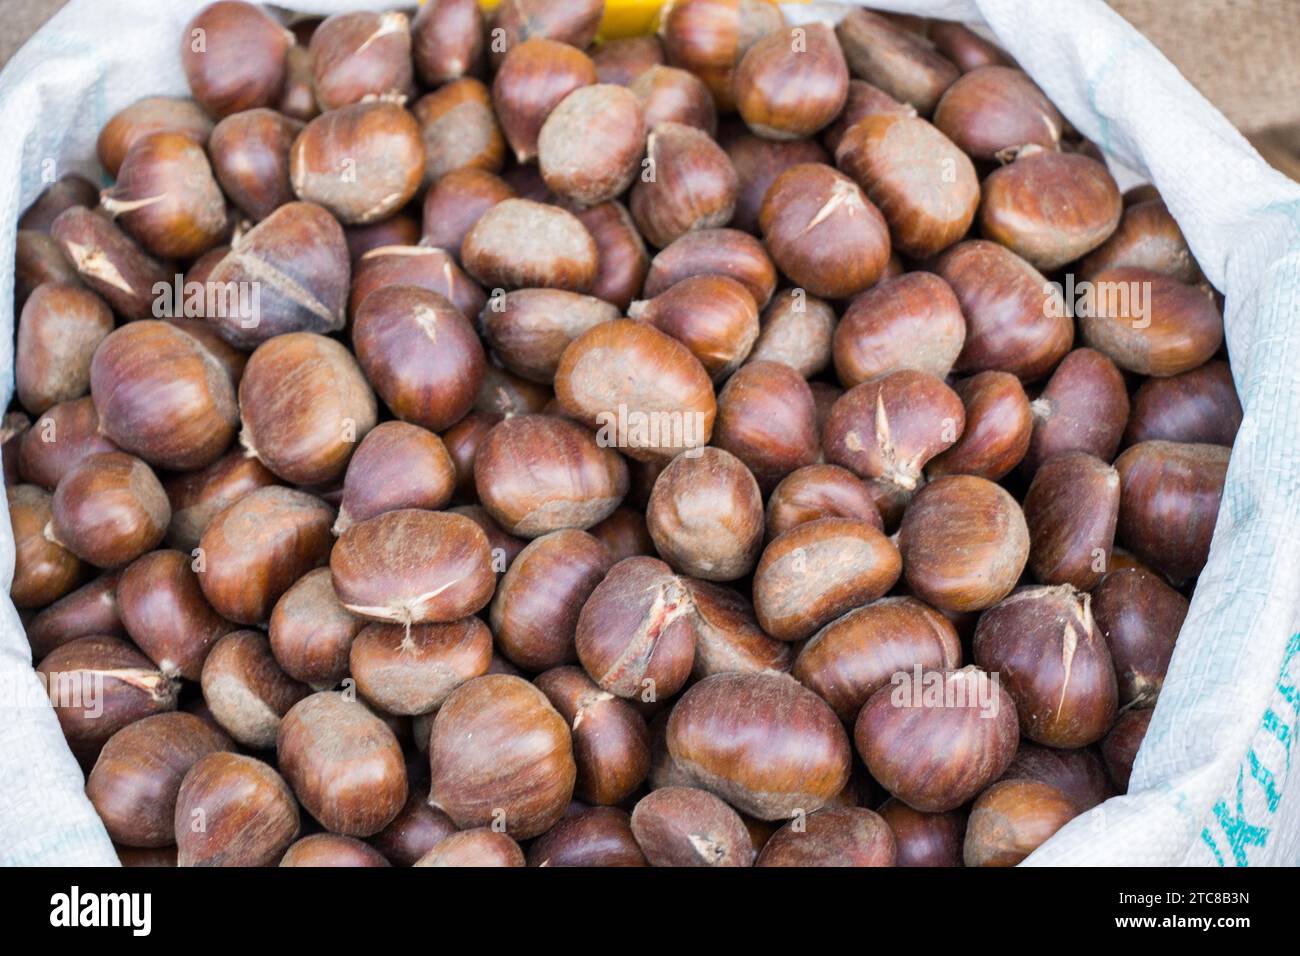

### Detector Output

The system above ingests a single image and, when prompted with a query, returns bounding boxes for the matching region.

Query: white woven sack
[1,0,1298,866]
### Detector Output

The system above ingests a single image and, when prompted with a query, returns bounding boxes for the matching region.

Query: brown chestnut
[570,200,650,311]
[835,8,959,113]
[668,671,852,819]
[277,691,407,837]
[1114,440,1229,581]
[575,556,698,700]
[351,245,485,323]
[15,283,113,416]
[686,579,792,678]
[833,272,966,386]
[118,549,234,680]
[528,806,648,867]
[344,212,421,261]
[334,422,455,533]
[821,79,912,156]
[929,21,1012,72]
[630,275,760,380]
[1093,568,1188,707]
[759,162,890,299]
[735,22,848,139]
[268,567,363,687]
[856,666,1019,811]
[629,65,716,135]
[474,365,553,420]
[1022,452,1120,590]
[1126,360,1240,448]
[238,332,377,485]
[964,779,1077,866]
[200,630,308,748]
[429,674,576,838]
[630,122,739,249]
[590,506,656,565]
[1001,742,1114,813]
[647,447,763,581]
[18,398,119,493]
[8,484,83,608]
[368,788,458,867]
[290,101,424,225]
[15,229,81,310]
[595,35,665,85]
[461,198,598,291]
[20,175,100,232]
[658,0,784,111]
[643,227,777,307]
[350,618,492,717]
[898,475,1030,613]
[539,85,647,206]
[1102,707,1152,791]
[974,585,1119,747]
[756,806,897,867]
[412,78,506,185]
[1024,347,1130,474]
[208,108,302,221]
[26,572,124,661]
[174,752,300,866]
[280,834,391,867]
[51,207,170,321]
[86,711,232,847]
[49,452,169,569]
[928,372,1032,481]
[414,830,525,867]
[493,38,597,164]
[630,786,751,867]
[310,11,412,111]
[1080,198,1199,284]
[878,798,964,867]
[793,596,961,723]
[162,449,278,552]
[747,288,835,378]
[765,464,882,538]
[181,1,292,118]
[197,486,334,625]
[483,289,619,384]
[412,0,484,85]
[97,97,215,179]
[933,66,1063,161]
[713,360,817,488]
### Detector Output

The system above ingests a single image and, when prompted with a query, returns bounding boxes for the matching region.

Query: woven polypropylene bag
[2,0,1299,866]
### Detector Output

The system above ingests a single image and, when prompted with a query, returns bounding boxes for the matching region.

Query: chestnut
[483,289,619,384]
[101,131,227,259]
[539,85,647,207]
[630,786,752,867]
[352,286,486,432]
[1080,198,1199,285]
[475,414,628,538]
[290,101,424,225]
[823,370,965,499]
[420,168,514,261]
[590,507,656,565]
[765,464,882,539]
[268,567,363,687]
[528,806,648,867]
[208,108,303,221]
[934,240,1072,382]
[1114,440,1229,581]
[595,35,665,85]
[556,319,716,463]
[429,674,576,838]
[571,200,650,311]
[1024,347,1130,475]
[197,486,335,625]
[474,365,552,420]
[1022,452,1120,590]
[979,148,1122,271]
[414,830,525,867]
[856,667,1019,812]
[822,79,912,156]
[309,11,412,111]
[15,284,112,416]
[1001,743,1115,813]
[928,372,1033,481]
[350,618,492,717]
[630,275,759,380]
[713,360,817,488]
[334,422,455,533]
[1093,568,1188,707]
[200,630,308,748]
[493,38,597,164]
[118,549,234,680]
[575,556,698,700]
[205,201,350,349]
[441,412,497,501]
[181,1,292,118]
[452,504,528,573]
[21,175,104,230]
[277,691,407,837]
[643,227,777,307]
[37,636,178,758]
[238,332,377,485]
[277,41,318,123]
[878,799,964,867]
[490,530,613,672]
[412,78,506,185]
[1079,268,1223,377]
[686,579,792,678]
[344,212,421,261]
[760,163,891,299]
[51,207,170,321]
[8,484,83,608]
[756,807,897,867]
[668,671,852,819]
[462,198,598,291]
[964,779,1077,866]
[929,21,1012,72]
[629,65,717,135]
[280,834,391,867]
[1102,707,1152,791]
[15,229,81,309]
[746,288,835,378]
[657,0,784,112]
[26,572,124,661]
[491,0,603,56]
[933,66,1063,161]
[974,585,1118,747]
[90,321,238,472]
[793,596,962,723]
[330,508,494,625]
[1,412,27,486]
[735,22,848,140]
[535,666,652,806]
[1126,360,1240,448]
[49,452,169,569]
[167,317,247,387]
[647,447,763,581]
[174,753,300,866]
[411,0,484,86]
[630,122,739,249]
[834,8,959,113]
[85,711,232,847]
[162,449,278,551]
[833,272,967,386]
[898,475,1030,613]
[368,788,459,867]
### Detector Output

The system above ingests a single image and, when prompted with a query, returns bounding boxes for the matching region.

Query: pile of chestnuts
[7,0,1234,868]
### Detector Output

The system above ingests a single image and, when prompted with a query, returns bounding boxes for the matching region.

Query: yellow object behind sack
[474,1,809,41]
